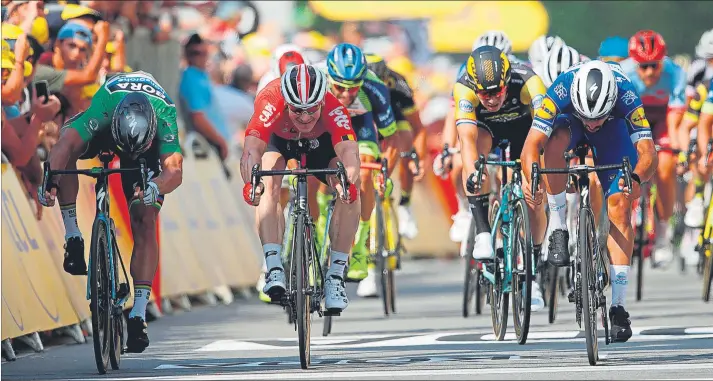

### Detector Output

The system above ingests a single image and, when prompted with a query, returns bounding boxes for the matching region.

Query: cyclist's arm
[442,103,458,148]
[698,96,713,159]
[62,29,109,87]
[667,62,688,148]
[364,78,397,137]
[453,82,481,192]
[677,85,706,156]
[520,74,548,119]
[153,113,183,195]
[624,105,658,183]
[335,140,361,187]
[325,98,360,185]
[522,93,562,181]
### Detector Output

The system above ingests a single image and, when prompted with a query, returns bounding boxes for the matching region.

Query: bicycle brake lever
[139,159,147,191]
[531,163,540,201]
[250,163,260,203]
[336,162,349,201]
[622,157,632,192]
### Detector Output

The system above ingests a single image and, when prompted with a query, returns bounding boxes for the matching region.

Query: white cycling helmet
[528,35,566,71]
[570,61,618,120]
[695,29,713,59]
[473,30,512,55]
[280,64,327,109]
[541,42,582,87]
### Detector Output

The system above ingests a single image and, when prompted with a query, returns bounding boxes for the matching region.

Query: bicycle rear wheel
[90,219,111,374]
[579,208,599,366]
[294,214,311,369]
[375,200,391,317]
[463,218,477,318]
[547,264,559,324]
[634,194,646,301]
[511,199,533,345]
[489,212,508,341]
[109,230,123,370]
[384,199,399,313]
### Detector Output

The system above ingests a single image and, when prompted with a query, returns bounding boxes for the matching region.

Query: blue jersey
[619,57,686,124]
[532,62,653,146]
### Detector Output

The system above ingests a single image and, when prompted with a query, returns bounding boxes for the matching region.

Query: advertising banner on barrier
[1,164,80,340]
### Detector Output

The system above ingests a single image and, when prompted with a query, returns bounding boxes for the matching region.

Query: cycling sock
[547,191,568,231]
[456,192,470,214]
[399,191,411,206]
[610,265,630,307]
[263,244,283,271]
[317,190,331,217]
[128,284,151,320]
[60,203,82,239]
[694,177,705,199]
[354,220,370,250]
[467,194,491,235]
[327,250,349,279]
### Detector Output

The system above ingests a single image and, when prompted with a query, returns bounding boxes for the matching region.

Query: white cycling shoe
[531,282,545,312]
[472,232,494,260]
[356,267,378,298]
[398,205,418,240]
[685,196,705,228]
[450,210,472,243]
[324,275,349,311]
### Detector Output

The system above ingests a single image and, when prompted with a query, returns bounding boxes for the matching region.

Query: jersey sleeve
[390,71,417,115]
[156,103,181,155]
[452,81,479,128]
[63,85,113,143]
[684,83,708,122]
[531,71,571,137]
[667,59,687,111]
[363,76,397,137]
[519,74,547,119]
[324,95,357,146]
[613,75,653,144]
[703,78,713,115]
[244,85,282,143]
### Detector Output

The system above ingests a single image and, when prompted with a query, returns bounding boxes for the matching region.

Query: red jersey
[245,78,356,146]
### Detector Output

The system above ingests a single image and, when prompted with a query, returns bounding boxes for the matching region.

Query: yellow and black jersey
[382,68,417,117]
[684,81,711,123]
[453,62,546,129]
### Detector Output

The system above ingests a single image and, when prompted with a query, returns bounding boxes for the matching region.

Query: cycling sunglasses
[638,61,661,71]
[330,80,363,95]
[287,103,322,117]
[475,86,507,98]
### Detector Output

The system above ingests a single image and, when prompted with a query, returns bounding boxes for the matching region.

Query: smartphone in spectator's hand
[34,80,49,104]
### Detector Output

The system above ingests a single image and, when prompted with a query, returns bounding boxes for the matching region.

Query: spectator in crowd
[52,22,93,70]
[178,32,230,160]
[3,0,49,45]
[1,30,30,104]
[212,63,255,146]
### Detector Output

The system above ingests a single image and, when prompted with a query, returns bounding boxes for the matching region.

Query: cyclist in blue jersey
[314,43,398,282]
[521,60,658,343]
[620,30,687,264]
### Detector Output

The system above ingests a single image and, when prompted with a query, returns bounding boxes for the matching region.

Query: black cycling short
[79,130,164,210]
[267,133,337,185]
[476,119,531,160]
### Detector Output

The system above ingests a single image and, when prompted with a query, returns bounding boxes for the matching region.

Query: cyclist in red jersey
[241,64,361,312]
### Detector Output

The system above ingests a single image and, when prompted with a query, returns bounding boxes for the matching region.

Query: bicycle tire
[90,218,111,374]
[375,200,391,317]
[294,213,311,369]
[579,208,599,366]
[385,199,399,313]
[462,218,477,318]
[635,193,645,302]
[490,211,508,341]
[548,264,559,324]
[109,231,122,370]
[702,202,713,302]
[321,242,333,337]
[511,199,533,345]
[703,247,712,302]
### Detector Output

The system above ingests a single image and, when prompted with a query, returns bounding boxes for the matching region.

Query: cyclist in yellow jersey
[698,79,713,173]
[453,45,548,311]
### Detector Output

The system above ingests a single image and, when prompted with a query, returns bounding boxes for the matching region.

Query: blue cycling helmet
[326,43,367,86]
[598,36,629,59]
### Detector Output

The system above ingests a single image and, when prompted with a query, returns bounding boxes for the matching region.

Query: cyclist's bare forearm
[633,138,658,183]
[406,111,427,159]
[46,128,85,186]
[334,141,360,186]
[520,129,547,181]
[442,106,458,148]
[240,137,267,184]
[677,117,697,154]
[456,124,480,195]
[698,113,713,157]
[154,153,184,195]
[667,110,684,148]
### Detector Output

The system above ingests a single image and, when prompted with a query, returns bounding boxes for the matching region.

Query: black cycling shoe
[609,305,633,343]
[126,316,150,353]
[547,229,570,267]
[63,237,87,275]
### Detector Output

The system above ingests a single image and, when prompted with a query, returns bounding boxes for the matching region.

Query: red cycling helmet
[629,30,667,62]
[278,51,306,76]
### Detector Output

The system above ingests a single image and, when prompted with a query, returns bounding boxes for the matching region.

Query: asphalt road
[3,257,712,380]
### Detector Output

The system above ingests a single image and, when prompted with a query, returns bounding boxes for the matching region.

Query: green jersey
[65,71,181,156]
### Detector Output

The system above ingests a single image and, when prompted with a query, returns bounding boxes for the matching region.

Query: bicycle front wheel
[293,213,311,369]
[579,208,599,366]
[109,230,123,370]
[90,219,112,374]
[489,205,508,341]
[374,198,391,316]
[463,217,477,318]
[634,194,646,301]
[511,199,533,345]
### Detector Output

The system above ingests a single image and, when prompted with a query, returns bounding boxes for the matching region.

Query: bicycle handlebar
[400,148,420,175]
[42,158,148,195]
[249,162,350,203]
[471,155,521,191]
[531,158,633,200]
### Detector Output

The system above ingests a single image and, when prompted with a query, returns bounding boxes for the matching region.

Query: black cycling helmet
[466,45,512,91]
[111,92,157,156]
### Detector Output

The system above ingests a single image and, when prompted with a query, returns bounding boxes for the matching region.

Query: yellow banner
[309,1,470,21]
[1,164,80,340]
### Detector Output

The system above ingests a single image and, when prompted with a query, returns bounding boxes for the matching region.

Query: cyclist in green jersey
[38,71,184,354]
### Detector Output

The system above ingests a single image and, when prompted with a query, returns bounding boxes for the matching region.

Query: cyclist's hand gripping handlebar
[465,155,486,194]
[335,162,357,203]
[243,164,264,206]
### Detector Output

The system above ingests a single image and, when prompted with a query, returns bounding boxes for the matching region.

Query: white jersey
[686,58,713,97]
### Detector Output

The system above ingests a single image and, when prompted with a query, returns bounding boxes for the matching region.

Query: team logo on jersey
[531,94,544,109]
[329,107,351,129]
[621,90,638,106]
[162,134,176,143]
[258,102,277,126]
[535,96,557,121]
[87,118,99,132]
[628,106,650,128]
[553,83,567,100]
[459,99,474,113]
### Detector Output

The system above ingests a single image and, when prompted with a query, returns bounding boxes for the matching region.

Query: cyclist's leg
[585,151,605,226]
[587,118,638,342]
[348,115,379,281]
[653,121,676,262]
[395,124,418,239]
[687,127,707,227]
[542,120,578,266]
[118,144,163,353]
[450,139,472,243]
[57,131,109,275]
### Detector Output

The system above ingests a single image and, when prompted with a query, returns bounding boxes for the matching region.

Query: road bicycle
[42,153,146,374]
[469,140,535,345]
[247,139,350,369]
[532,142,634,365]
[697,139,713,302]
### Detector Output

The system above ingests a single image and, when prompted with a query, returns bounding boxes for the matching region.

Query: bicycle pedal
[117,283,130,300]
[598,295,607,308]
[568,289,576,303]
[323,309,341,316]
